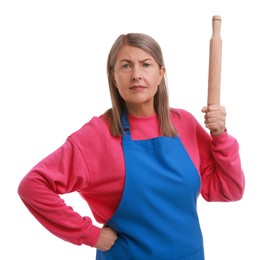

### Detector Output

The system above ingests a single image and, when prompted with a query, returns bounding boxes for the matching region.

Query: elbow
[230,172,245,201]
[221,168,246,202]
[17,176,28,201]
[222,178,245,202]
[230,182,245,201]
[17,174,36,202]
[201,177,245,202]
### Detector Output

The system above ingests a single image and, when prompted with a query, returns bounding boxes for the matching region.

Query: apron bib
[96,113,204,260]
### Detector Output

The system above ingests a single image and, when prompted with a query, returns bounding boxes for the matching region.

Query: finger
[201,106,208,113]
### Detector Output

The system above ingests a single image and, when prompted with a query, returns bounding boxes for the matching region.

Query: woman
[18,33,245,259]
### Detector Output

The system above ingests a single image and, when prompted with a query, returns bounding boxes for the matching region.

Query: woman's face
[113,45,165,116]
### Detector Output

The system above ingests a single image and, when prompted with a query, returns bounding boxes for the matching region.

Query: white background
[1,0,261,259]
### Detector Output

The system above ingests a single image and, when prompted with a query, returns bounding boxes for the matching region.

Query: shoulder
[170,108,198,123]
[170,108,204,137]
[69,113,114,144]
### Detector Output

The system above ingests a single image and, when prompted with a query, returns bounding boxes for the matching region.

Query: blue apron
[96,113,204,259]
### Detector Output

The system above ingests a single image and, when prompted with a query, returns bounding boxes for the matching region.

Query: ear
[158,65,166,84]
[113,79,118,88]
[111,74,118,88]
[160,65,166,77]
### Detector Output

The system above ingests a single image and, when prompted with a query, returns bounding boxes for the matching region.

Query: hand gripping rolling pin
[207,15,222,105]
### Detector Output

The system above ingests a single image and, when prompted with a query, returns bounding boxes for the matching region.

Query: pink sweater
[18,109,245,247]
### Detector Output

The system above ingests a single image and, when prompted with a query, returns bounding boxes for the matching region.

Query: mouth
[129,85,146,90]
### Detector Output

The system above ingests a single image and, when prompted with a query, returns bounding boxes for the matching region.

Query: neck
[125,103,155,117]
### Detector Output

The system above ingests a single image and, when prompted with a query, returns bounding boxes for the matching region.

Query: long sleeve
[17,139,101,247]
[199,130,245,202]
[172,108,245,202]
[18,110,245,249]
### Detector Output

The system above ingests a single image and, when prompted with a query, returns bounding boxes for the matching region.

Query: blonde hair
[105,33,177,137]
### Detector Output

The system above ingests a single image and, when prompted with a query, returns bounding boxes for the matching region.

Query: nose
[132,75,142,81]
[131,66,142,81]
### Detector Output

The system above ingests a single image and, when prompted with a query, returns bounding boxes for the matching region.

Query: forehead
[116,45,153,61]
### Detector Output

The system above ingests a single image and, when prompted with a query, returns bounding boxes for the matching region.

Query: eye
[122,63,130,68]
[143,62,150,67]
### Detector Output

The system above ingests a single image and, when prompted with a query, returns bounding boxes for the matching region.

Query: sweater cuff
[211,129,233,145]
[85,225,101,247]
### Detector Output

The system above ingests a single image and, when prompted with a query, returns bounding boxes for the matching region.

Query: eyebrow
[119,58,153,63]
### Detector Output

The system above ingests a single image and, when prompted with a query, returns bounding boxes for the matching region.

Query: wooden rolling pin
[207,15,222,105]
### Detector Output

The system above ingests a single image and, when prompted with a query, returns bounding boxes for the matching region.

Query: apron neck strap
[121,110,131,139]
